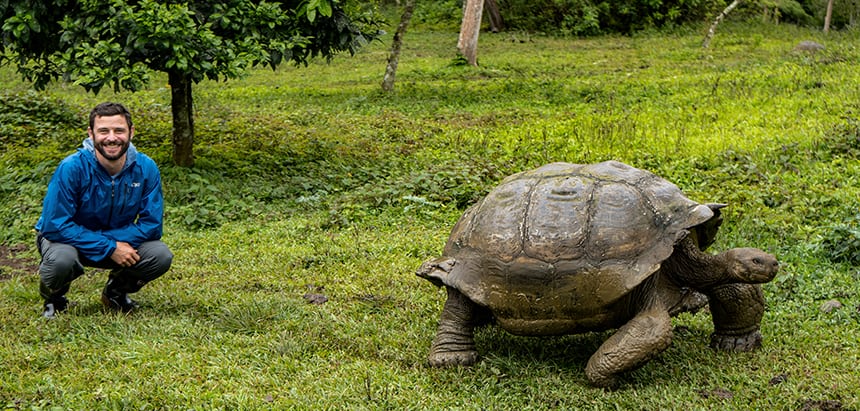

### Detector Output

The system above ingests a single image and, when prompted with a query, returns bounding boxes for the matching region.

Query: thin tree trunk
[824,0,835,32]
[458,0,483,66]
[169,70,194,167]
[484,0,503,33]
[852,1,858,27]
[382,0,415,92]
[703,0,743,48]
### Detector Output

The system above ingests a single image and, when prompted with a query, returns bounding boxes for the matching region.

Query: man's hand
[111,241,141,267]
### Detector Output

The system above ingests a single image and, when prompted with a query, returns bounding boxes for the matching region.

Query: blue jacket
[35,138,165,262]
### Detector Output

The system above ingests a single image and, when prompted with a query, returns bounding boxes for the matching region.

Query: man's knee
[39,241,83,288]
[148,241,173,273]
[137,241,173,281]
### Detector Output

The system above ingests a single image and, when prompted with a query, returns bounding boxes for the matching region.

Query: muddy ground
[0,244,38,280]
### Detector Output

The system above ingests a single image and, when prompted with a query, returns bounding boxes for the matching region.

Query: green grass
[1,19,859,409]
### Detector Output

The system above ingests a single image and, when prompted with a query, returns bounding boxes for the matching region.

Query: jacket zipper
[119,181,129,216]
[107,178,115,227]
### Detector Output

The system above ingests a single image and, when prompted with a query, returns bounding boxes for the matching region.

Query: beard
[94,139,130,161]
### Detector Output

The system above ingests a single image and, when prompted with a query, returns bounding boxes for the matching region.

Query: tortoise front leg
[707,283,765,351]
[585,302,673,388]
[428,286,480,367]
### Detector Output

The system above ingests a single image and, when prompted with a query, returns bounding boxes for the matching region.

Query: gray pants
[37,235,173,300]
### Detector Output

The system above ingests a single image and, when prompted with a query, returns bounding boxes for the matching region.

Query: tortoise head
[724,248,779,283]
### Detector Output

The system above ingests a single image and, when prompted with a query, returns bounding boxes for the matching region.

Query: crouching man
[35,102,173,318]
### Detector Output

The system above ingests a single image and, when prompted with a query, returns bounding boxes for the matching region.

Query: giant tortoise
[417,160,779,387]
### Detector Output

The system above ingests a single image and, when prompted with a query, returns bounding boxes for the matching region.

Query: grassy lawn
[1,17,859,409]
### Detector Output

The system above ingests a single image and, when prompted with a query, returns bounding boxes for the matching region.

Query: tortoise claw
[428,350,479,367]
[710,330,762,351]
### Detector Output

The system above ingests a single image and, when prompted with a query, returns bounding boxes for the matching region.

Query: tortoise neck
[663,235,730,290]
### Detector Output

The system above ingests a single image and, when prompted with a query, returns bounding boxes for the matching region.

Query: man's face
[89,114,133,162]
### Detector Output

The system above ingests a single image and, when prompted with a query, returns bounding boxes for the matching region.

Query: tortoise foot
[584,368,619,389]
[710,330,762,351]
[428,349,479,367]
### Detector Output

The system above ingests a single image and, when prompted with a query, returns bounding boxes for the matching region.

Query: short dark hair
[89,102,133,130]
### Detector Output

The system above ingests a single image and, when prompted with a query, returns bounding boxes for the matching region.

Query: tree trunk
[484,0,503,33]
[824,0,835,33]
[703,0,743,48]
[168,71,195,167]
[382,0,415,92]
[458,0,483,66]
[852,1,858,27]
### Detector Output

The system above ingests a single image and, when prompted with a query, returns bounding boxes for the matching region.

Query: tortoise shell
[429,161,715,334]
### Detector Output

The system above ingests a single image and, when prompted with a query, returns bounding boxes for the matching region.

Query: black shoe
[101,291,139,313]
[102,278,140,313]
[43,296,69,319]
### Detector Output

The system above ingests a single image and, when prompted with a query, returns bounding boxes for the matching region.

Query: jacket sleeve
[38,159,117,262]
[102,159,164,248]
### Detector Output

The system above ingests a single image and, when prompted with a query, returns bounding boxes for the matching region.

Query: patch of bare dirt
[799,400,843,411]
[697,388,733,400]
[0,243,39,279]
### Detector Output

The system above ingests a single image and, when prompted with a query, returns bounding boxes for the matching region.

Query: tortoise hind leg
[707,283,765,351]
[428,286,481,367]
[585,302,673,388]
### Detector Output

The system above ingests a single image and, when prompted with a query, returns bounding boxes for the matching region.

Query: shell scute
[459,176,531,261]
[524,174,591,262]
[585,181,656,261]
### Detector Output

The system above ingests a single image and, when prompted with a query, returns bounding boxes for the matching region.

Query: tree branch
[703,0,743,49]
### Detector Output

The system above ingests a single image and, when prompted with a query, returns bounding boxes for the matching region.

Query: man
[35,102,173,319]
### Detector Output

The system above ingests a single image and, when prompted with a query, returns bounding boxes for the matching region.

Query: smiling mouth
[96,140,128,161]
[101,142,125,152]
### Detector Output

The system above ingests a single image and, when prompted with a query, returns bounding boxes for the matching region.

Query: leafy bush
[162,171,255,230]
[819,0,860,29]
[412,0,464,30]
[819,116,860,158]
[0,93,82,243]
[0,91,81,149]
[772,0,816,25]
[820,217,860,265]
[496,0,725,35]
[735,0,859,27]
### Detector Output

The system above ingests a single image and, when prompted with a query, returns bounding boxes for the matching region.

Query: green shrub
[820,116,860,159]
[497,0,724,35]
[820,217,860,265]
[0,91,81,149]
[412,0,463,30]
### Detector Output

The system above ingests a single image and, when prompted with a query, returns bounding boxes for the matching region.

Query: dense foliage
[741,0,860,27]
[412,0,858,35]
[0,0,384,92]
[498,0,725,35]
